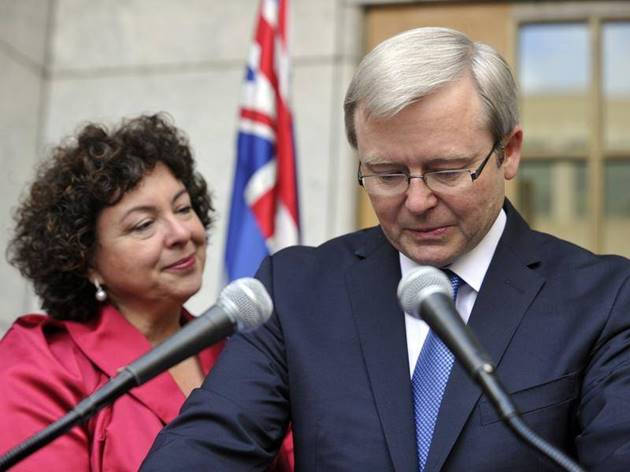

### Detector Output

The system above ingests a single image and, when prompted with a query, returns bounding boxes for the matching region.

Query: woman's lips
[165,254,196,271]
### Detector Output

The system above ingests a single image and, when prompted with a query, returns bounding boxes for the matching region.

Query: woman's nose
[164,216,192,246]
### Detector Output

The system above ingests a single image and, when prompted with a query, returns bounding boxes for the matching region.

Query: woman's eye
[132,220,154,232]
[176,205,192,214]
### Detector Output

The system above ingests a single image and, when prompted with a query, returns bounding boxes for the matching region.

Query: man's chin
[383,231,462,266]
[398,240,462,267]
[400,251,454,268]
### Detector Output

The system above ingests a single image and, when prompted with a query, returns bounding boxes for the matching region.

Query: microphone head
[218,278,273,332]
[397,265,452,319]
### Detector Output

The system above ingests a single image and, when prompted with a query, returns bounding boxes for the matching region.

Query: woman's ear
[87,267,101,286]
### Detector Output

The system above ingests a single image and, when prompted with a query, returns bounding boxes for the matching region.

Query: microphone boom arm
[0,310,234,471]
[0,277,271,471]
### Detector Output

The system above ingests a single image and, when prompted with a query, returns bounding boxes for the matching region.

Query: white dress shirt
[402,209,507,377]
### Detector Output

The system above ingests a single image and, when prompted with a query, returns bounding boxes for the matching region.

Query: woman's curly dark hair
[7,113,214,322]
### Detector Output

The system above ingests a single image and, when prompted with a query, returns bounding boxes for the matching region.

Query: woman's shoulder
[0,315,101,467]
[2,313,67,354]
[2,314,76,360]
[0,314,103,395]
[3,312,64,336]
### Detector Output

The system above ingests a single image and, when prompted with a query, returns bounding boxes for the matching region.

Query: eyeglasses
[357,141,502,197]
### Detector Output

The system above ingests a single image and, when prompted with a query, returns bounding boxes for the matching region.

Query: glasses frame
[357,140,502,195]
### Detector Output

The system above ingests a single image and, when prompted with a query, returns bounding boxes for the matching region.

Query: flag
[225,0,300,282]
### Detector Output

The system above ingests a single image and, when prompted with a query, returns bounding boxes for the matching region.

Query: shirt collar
[399,208,506,292]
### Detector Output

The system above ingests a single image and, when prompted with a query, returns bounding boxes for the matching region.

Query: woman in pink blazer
[0,113,293,471]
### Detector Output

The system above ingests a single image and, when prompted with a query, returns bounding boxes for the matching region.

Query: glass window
[518,160,589,249]
[604,160,630,254]
[519,23,590,154]
[603,22,630,152]
[517,161,551,217]
[605,160,630,216]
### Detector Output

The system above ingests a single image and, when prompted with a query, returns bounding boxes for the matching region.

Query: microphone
[397,266,585,472]
[398,267,495,382]
[0,277,272,471]
[122,276,273,385]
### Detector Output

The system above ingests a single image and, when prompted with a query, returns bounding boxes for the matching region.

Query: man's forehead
[355,75,487,131]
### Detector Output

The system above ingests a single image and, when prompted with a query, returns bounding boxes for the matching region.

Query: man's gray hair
[344,27,519,148]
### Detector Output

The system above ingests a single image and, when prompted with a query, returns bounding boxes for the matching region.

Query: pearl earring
[94,281,107,302]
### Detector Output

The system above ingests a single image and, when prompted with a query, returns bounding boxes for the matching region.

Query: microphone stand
[0,311,234,471]
[0,370,136,471]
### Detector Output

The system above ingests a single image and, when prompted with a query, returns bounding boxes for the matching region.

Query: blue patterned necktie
[411,270,461,472]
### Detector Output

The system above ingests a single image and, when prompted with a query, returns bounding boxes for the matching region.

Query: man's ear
[502,125,523,181]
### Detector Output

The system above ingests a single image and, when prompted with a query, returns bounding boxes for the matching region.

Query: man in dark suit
[142,27,630,471]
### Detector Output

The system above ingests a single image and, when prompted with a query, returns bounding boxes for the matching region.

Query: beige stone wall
[0,0,363,334]
[0,0,53,332]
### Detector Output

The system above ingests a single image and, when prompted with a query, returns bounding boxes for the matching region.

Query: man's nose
[404,177,438,214]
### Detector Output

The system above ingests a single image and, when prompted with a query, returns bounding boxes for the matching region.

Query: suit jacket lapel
[426,203,545,471]
[345,228,418,472]
[67,306,220,424]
